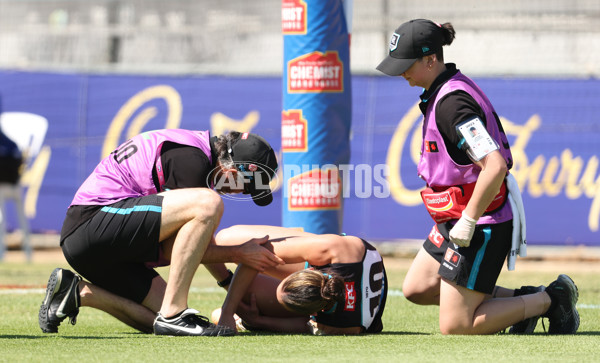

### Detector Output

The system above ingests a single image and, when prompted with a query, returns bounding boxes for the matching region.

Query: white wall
[0,0,598,78]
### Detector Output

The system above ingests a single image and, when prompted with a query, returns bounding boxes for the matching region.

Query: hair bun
[321,274,345,305]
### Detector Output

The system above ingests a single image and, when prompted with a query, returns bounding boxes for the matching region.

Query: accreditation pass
[457,116,499,161]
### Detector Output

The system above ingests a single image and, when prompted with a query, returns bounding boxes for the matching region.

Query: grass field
[0,250,599,363]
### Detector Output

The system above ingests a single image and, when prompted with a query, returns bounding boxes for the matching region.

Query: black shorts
[0,156,22,184]
[61,195,164,303]
[423,220,512,294]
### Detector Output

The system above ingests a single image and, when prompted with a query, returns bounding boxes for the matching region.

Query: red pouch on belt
[420,181,507,223]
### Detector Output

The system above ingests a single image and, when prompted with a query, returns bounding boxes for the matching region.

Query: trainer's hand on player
[449,211,478,247]
[237,235,284,271]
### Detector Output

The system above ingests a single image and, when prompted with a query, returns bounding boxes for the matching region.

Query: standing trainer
[39,129,282,336]
[377,19,579,335]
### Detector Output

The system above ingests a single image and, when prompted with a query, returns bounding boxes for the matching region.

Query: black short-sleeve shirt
[419,64,486,166]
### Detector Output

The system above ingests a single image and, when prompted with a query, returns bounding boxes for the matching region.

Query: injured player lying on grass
[208,224,388,335]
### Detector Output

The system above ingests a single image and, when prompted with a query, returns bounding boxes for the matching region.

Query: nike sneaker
[39,268,82,333]
[153,308,235,336]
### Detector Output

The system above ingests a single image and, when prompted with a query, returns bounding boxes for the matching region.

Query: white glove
[307,319,325,335]
[449,211,478,247]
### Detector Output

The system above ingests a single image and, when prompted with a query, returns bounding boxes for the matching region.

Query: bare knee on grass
[438,280,488,335]
[439,317,475,335]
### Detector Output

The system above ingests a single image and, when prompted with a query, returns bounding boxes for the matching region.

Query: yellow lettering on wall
[581,156,599,199]
[590,180,600,231]
[102,85,182,158]
[210,110,259,136]
[540,155,563,197]
[500,114,540,190]
[525,156,546,198]
[560,150,582,199]
[386,102,423,206]
[20,146,51,218]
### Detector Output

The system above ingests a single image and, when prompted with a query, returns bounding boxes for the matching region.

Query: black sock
[545,295,556,317]
[164,309,186,320]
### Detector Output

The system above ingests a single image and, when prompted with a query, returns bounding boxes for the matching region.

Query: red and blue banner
[0,70,598,246]
[281,0,352,234]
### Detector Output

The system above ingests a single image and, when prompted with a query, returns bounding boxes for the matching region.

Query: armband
[456,116,499,161]
[217,269,234,287]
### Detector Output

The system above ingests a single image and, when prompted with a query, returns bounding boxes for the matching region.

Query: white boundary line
[0,288,45,295]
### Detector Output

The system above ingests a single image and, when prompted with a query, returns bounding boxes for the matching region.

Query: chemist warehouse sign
[287,51,344,93]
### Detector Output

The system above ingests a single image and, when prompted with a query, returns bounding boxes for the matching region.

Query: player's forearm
[249,315,310,334]
[465,151,507,219]
[201,244,242,264]
[220,265,258,317]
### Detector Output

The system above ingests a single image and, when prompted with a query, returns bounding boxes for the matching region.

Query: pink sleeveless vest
[71,129,212,206]
[417,72,512,224]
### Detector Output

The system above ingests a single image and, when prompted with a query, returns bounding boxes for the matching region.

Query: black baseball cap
[228,132,278,206]
[376,19,444,76]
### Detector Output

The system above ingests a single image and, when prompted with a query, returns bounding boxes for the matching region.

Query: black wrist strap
[217,269,234,287]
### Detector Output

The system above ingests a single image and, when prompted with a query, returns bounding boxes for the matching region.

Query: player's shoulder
[437,90,479,113]
[330,235,366,263]
[164,142,210,164]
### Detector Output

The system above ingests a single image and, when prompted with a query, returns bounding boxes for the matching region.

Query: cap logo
[422,46,430,54]
[207,160,279,204]
[389,33,400,52]
[241,132,249,139]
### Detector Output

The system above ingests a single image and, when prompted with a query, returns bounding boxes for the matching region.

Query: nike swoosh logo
[56,278,79,318]
[43,270,62,306]
[156,322,205,335]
